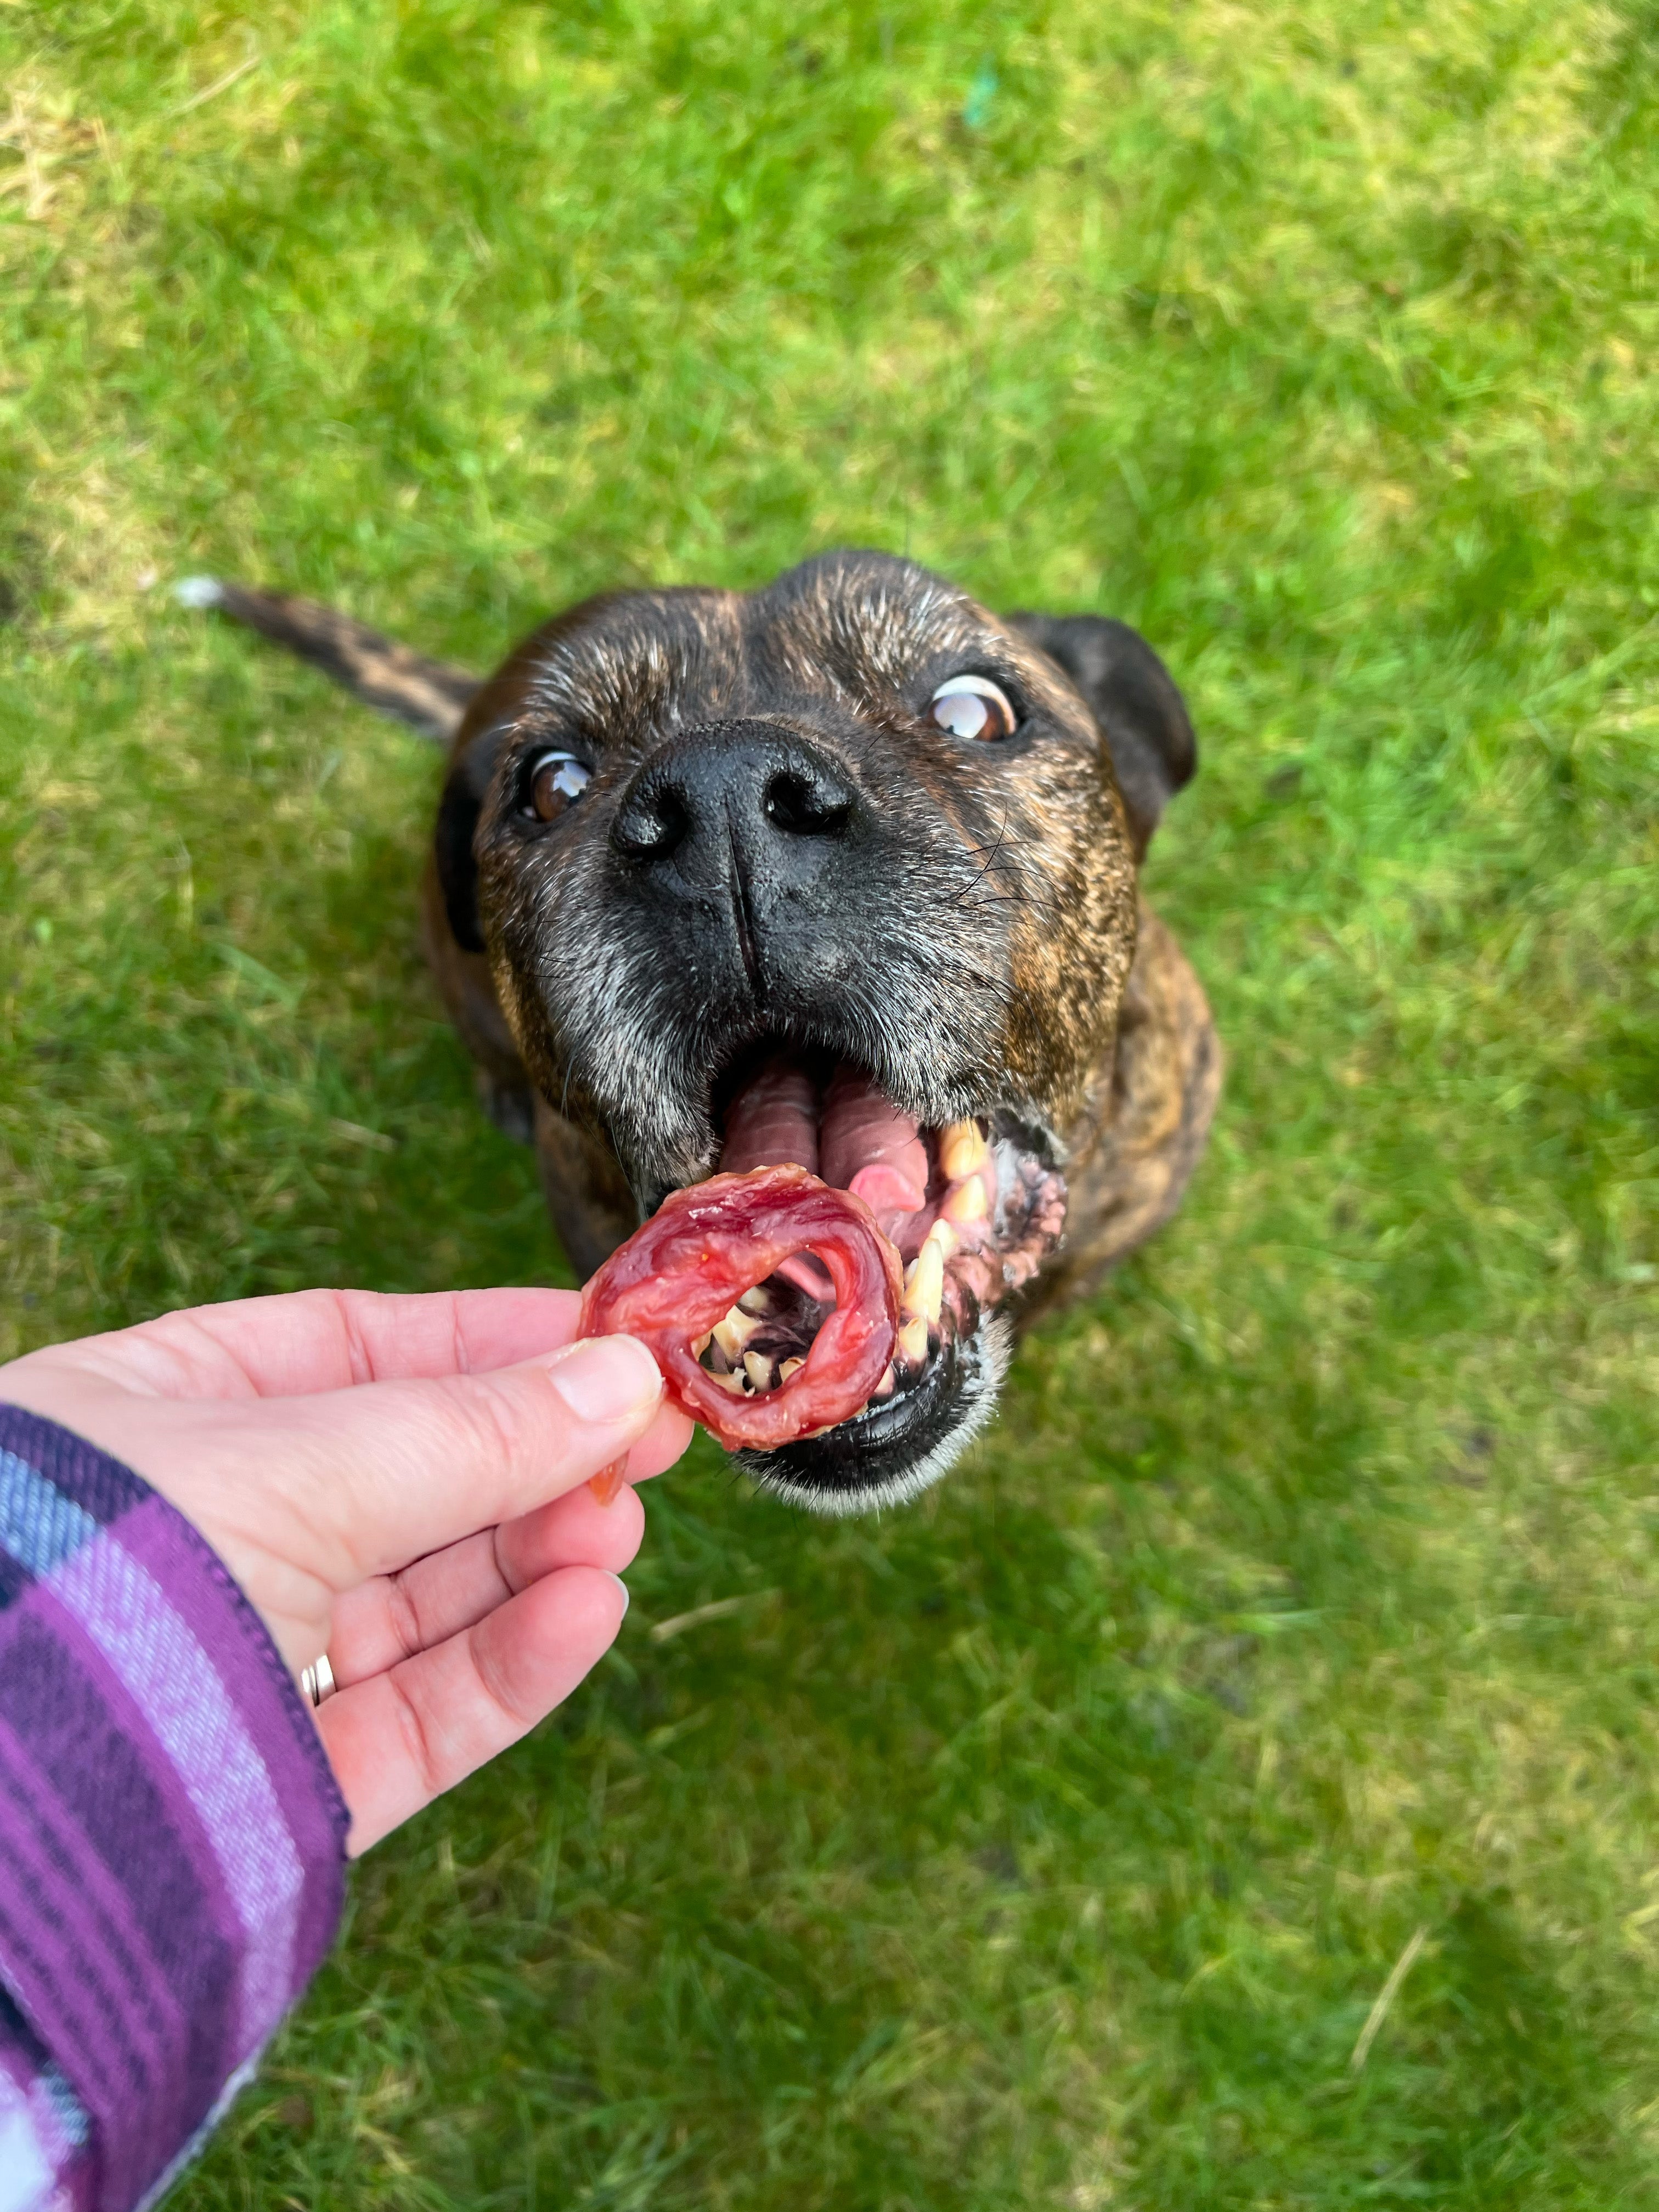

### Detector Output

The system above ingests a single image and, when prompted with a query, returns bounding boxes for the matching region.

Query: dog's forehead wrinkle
[524,591,744,742]
[836,572,954,673]
[748,552,992,705]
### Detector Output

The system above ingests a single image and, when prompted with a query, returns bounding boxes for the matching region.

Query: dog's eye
[526,752,591,822]
[929,674,1019,742]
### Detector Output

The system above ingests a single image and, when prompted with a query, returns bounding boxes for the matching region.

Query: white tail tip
[173,575,226,609]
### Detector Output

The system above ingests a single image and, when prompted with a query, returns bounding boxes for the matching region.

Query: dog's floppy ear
[1008,612,1197,857]
[433,727,509,956]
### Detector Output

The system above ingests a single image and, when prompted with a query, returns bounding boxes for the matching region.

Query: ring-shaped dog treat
[579,1164,902,1451]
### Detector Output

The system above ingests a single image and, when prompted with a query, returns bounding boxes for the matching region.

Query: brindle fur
[191,551,1220,1498]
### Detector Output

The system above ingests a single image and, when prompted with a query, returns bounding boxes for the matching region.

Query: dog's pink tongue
[719,1052,820,1175]
[718,1054,829,1296]
[716,1057,926,1300]
[819,1067,928,1229]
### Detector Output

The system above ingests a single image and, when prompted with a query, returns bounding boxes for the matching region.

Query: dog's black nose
[610,720,867,997]
[612,721,856,871]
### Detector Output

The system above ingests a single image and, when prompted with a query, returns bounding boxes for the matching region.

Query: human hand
[0,1288,692,1852]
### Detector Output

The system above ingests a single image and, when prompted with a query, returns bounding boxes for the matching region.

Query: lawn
[3,1,1657,2204]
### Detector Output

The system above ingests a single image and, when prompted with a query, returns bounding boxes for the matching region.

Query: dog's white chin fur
[741,1311,1012,1518]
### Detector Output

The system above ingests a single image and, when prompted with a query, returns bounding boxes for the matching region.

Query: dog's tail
[176,577,479,743]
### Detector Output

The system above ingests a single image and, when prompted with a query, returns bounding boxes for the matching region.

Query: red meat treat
[579,1163,902,1466]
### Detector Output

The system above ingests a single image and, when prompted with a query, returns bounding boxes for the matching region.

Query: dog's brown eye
[929,675,1018,742]
[527,752,591,822]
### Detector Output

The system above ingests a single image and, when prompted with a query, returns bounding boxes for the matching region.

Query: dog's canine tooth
[713,1306,760,1362]
[938,1119,989,1182]
[743,1351,774,1393]
[897,1316,930,1368]
[903,1238,945,1325]
[872,1362,898,1399]
[779,1356,805,1383]
[942,1174,989,1226]
[737,1285,775,1318]
[692,1330,713,1361]
[923,1217,958,1261]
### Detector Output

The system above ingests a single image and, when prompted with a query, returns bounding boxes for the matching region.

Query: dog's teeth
[942,1173,989,1226]
[897,1316,930,1368]
[902,1238,944,1325]
[692,1331,713,1361]
[743,1351,774,1393]
[938,1119,989,1181]
[873,1362,898,1399]
[779,1356,805,1383]
[924,1217,958,1261]
[709,1367,746,1395]
[737,1285,775,1317]
[713,1306,760,1362]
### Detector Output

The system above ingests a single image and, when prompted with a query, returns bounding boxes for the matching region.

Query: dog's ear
[1008,613,1196,857]
[433,728,509,955]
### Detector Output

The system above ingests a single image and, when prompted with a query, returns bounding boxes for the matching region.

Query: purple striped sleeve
[0,1407,349,2212]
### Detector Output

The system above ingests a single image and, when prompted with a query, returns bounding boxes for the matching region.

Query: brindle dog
[184,551,1220,1513]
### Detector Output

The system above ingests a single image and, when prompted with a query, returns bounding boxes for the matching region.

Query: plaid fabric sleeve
[0,1406,349,2212]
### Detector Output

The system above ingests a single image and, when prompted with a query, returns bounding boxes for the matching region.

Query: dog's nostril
[614,783,690,861]
[764,769,850,837]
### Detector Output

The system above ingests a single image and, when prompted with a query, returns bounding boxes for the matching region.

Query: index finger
[54,1286,589,1402]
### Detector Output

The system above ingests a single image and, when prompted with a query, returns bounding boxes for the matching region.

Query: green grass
[3,1,1657,2203]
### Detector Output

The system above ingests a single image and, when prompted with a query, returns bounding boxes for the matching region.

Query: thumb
[221,1333,667,1587]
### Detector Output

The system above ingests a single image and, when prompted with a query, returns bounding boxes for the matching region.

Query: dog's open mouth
[673,1043,1068,1512]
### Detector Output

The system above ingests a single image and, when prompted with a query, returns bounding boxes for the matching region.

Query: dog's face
[437,551,1194,1511]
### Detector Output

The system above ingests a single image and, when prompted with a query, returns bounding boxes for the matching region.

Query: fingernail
[608,1572,630,1618]
[545,1334,661,1424]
